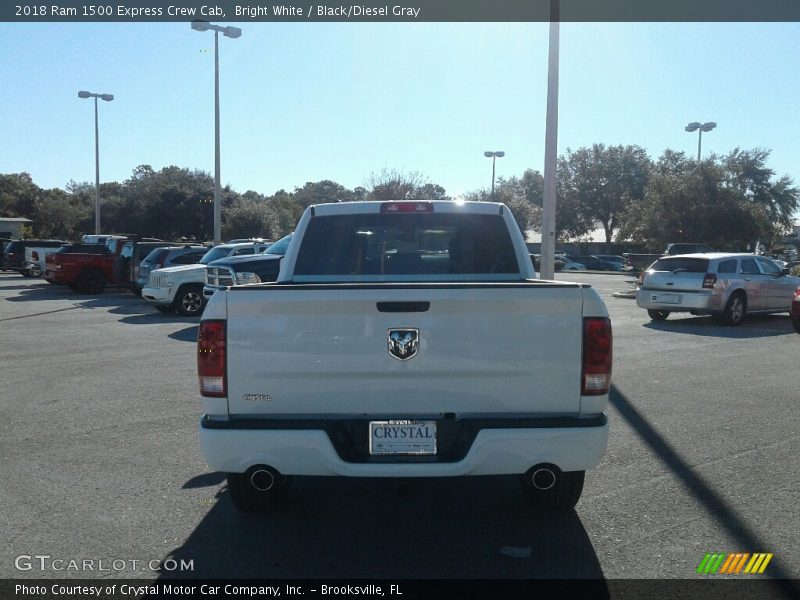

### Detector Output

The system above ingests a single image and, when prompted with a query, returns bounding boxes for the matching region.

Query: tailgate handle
[377,301,430,313]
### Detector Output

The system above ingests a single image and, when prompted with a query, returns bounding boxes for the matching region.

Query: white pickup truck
[197,201,612,513]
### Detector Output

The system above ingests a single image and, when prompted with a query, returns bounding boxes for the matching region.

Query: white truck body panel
[224,284,584,417]
[198,201,611,480]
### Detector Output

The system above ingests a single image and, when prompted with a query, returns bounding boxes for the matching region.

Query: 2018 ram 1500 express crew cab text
[197,201,612,512]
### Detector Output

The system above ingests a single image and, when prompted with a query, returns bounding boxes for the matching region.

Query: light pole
[483,151,505,200]
[685,121,716,161]
[191,19,242,245]
[78,90,114,235]
[540,0,560,280]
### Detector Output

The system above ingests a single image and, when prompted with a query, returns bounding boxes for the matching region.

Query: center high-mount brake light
[381,202,433,213]
[198,320,227,397]
[582,317,612,396]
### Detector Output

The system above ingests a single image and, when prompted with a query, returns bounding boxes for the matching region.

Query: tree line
[1,146,796,250]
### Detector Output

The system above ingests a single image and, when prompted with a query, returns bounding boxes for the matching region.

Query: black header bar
[4,0,800,23]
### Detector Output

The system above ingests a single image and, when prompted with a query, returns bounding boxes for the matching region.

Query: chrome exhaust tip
[249,468,276,492]
[530,467,557,491]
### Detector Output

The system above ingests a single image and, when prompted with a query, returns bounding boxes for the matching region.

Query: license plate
[369,420,437,456]
[651,293,680,304]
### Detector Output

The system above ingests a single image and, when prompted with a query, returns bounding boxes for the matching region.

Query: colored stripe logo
[697,552,773,574]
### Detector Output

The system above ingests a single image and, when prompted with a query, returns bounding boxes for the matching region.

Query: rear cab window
[293,211,520,282]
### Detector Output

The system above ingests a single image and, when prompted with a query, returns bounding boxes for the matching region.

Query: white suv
[142,242,272,315]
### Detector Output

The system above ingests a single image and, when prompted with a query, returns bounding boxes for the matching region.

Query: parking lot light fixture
[483,151,505,200]
[685,121,716,161]
[191,19,242,245]
[78,90,114,235]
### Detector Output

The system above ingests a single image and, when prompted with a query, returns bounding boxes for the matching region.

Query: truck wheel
[792,317,800,334]
[75,270,106,294]
[226,467,288,513]
[647,309,669,321]
[173,284,205,316]
[524,466,584,511]
[721,292,746,326]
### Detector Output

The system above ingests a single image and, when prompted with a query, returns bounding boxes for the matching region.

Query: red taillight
[381,202,433,213]
[582,317,612,396]
[702,273,717,289]
[792,287,800,317]
[198,320,226,397]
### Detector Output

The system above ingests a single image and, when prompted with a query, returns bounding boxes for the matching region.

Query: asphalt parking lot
[0,272,798,585]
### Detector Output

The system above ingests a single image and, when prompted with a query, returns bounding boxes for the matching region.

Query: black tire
[74,270,106,294]
[792,317,800,334]
[647,309,669,321]
[721,292,746,326]
[226,467,288,513]
[524,466,585,511]
[173,284,205,316]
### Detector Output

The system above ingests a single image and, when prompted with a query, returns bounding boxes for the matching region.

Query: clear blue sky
[2,22,800,208]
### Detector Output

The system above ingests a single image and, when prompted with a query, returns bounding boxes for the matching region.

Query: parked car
[791,287,800,333]
[142,241,273,316]
[226,238,273,244]
[663,243,716,255]
[43,244,108,284]
[0,238,12,270]
[594,254,625,271]
[2,239,65,275]
[566,255,615,271]
[203,234,293,300]
[556,255,586,270]
[636,253,800,325]
[44,236,165,293]
[135,245,210,295]
[770,258,788,270]
[23,247,50,277]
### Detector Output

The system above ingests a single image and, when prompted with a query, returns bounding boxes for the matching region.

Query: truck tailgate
[224,284,584,417]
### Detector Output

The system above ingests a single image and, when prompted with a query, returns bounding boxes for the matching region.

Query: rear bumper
[199,414,609,476]
[636,288,721,313]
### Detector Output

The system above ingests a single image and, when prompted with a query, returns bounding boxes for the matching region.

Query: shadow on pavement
[158,475,607,581]
[4,280,205,326]
[182,472,225,489]
[609,386,799,598]
[643,314,794,338]
[119,313,200,325]
[168,326,200,342]
[5,284,137,305]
